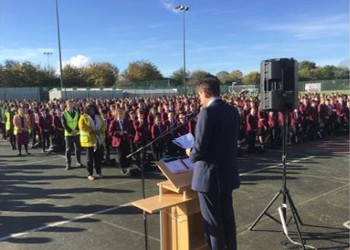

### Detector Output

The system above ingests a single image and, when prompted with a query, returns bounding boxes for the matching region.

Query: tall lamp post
[175,5,189,96]
[43,52,53,69]
[55,0,66,99]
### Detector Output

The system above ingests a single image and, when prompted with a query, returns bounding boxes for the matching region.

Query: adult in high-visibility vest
[0,102,6,140]
[13,107,31,156]
[4,104,17,150]
[79,104,106,181]
[61,100,82,170]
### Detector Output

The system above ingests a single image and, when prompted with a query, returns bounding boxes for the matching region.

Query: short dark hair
[85,104,99,114]
[197,77,221,97]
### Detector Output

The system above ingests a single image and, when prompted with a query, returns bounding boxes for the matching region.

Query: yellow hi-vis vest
[5,111,11,131]
[63,110,79,136]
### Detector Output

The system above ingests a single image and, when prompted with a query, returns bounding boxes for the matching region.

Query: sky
[0,0,349,77]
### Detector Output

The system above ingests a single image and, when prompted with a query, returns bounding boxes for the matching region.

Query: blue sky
[0,0,348,77]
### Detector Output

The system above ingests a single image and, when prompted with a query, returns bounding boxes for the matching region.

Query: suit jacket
[52,115,64,131]
[246,113,258,132]
[38,115,53,133]
[190,99,240,193]
[151,123,165,141]
[109,118,133,148]
[133,120,148,144]
[109,119,123,148]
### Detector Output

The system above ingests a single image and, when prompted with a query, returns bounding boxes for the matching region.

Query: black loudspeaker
[260,58,298,111]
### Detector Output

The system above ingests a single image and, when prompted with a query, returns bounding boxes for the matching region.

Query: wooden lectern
[131,159,208,250]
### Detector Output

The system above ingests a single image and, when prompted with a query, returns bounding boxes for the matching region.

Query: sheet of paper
[164,160,188,174]
[172,133,194,149]
[181,158,195,170]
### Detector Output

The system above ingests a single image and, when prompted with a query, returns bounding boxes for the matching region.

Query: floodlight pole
[43,52,53,69]
[55,0,66,100]
[175,5,189,96]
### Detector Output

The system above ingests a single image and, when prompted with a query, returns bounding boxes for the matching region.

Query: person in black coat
[38,108,53,152]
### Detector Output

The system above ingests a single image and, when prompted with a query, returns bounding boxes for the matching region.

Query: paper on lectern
[180,158,194,170]
[172,133,194,149]
[163,160,188,174]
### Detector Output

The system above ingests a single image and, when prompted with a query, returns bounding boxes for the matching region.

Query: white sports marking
[343,221,350,229]
[0,204,130,242]
[0,155,323,242]
[239,156,315,176]
[0,156,64,168]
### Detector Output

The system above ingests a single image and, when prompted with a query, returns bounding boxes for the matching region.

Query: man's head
[66,100,74,111]
[197,78,220,107]
[168,111,174,120]
[155,116,161,125]
[56,109,62,116]
[18,107,24,116]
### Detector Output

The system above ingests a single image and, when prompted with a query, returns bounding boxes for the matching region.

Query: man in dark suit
[188,78,240,250]
[38,108,53,153]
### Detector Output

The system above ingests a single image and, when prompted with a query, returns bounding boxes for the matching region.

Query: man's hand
[185,148,191,156]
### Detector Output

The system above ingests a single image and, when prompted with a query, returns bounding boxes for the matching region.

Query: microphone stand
[126,115,197,250]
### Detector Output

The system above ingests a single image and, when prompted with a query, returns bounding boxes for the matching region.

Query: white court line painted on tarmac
[0,155,316,241]
[343,221,350,229]
[240,156,315,176]
[0,204,130,242]
[237,183,349,234]
[0,179,139,215]
[52,152,67,159]
[0,156,64,168]
[102,220,160,242]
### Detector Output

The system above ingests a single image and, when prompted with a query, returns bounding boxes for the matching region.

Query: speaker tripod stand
[249,111,308,249]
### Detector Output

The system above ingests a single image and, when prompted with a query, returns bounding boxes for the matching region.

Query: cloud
[338,58,350,68]
[160,0,177,13]
[257,14,348,40]
[0,47,53,61]
[64,54,91,68]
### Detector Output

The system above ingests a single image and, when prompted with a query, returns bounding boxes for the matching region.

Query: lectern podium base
[131,160,208,250]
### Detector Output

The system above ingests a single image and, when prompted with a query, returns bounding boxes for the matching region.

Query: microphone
[183,111,198,119]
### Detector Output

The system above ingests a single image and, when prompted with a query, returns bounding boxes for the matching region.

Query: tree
[216,71,231,84]
[334,66,350,79]
[85,62,119,87]
[62,64,87,87]
[229,70,243,83]
[299,60,316,71]
[320,65,337,80]
[188,70,216,86]
[0,60,23,87]
[20,61,43,86]
[0,60,53,87]
[298,60,318,81]
[170,67,190,85]
[243,71,260,85]
[124,60,163,82]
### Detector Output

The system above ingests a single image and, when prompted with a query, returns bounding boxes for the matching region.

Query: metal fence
[118,79,348,95]
[0,79,348,101]
[0,87,44,101]
[298,79,349,92]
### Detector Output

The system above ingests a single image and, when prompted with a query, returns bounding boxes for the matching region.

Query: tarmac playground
[0,135,349,250]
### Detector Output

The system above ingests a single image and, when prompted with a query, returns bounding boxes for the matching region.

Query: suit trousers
[198,191,237,250]
[86,146,103,176]
[65,136,81,166]
[117,140,131,170]
[41,131,51,151]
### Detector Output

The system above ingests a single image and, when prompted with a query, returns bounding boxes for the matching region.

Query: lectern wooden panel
[131,159,208,250]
